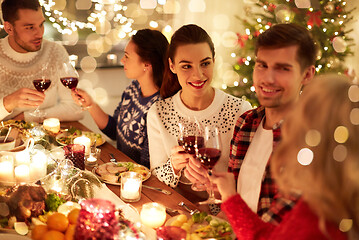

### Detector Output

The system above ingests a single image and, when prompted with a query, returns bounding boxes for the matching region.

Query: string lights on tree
[226,0,356,107]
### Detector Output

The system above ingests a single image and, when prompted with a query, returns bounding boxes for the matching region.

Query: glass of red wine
[60,62,88,111]
[177,117,204,185]
[29,65,52,119]
[196,125,222,205]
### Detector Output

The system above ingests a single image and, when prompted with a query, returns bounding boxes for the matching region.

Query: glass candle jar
[140,202,166,228]
[120,172,142,202]
[75,199,119,240]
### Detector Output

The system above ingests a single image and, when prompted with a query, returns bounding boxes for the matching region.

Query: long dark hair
[131,29,169,89]
[160,24,215,98]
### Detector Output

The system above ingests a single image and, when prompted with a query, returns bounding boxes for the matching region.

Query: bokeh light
[223,70,239,87]
[76,0,92,10]
[163,0,181,14]
[294,0,311,8]
[221,31,238,48]
[188,0,206,12]
[94,88,109,105]
[334,126,349,144]
[305,129,321,147]
[297,148,314,166]
[339,219,353,232]
[333,145,347,162]
[350,108,359,125]
[348,85,359,102]
[95,20,112,35]
[332,36,347,53]
[140,0,157,9]
[53,0,66,10]
[80,56,97,73]
[213,14,230,30]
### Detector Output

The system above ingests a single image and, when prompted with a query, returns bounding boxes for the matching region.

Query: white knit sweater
[147,88,252,187]
[0,36,83,121]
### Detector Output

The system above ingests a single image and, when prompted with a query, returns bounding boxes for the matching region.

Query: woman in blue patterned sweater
[72,29,169,168]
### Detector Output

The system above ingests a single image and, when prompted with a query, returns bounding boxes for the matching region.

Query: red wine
[33,79,51,92]
[197,148,221,170]
[178,136,204,155]
[60,77,78,89]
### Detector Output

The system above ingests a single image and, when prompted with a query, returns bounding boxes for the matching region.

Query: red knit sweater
[222,194,347,240]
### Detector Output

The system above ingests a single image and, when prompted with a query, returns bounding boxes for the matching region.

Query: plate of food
[0,120,34,152]
[56,127,105,147]
[166,212,234,240]
[93,162,151,185]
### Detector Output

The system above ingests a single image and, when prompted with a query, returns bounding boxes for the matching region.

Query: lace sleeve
[153,158,180,188]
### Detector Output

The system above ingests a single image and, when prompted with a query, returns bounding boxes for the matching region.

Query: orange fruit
[47,212,69,232]
[31,225,48,240]
[65,224,76,240]
[41,230,65,240]
[67,208,80,224]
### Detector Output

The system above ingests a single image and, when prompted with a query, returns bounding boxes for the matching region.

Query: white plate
[56,130,105,147]
[92,162,151,185]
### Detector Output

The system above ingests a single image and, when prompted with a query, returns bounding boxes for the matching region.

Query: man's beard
[13,33,42,52]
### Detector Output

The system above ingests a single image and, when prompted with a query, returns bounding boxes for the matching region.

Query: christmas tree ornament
[295,0,311,9]
[332,36,347,53]
[324,2,335,14]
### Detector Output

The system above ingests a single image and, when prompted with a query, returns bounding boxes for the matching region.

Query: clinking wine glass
[60,62,89,111]
[177,117,204,186]
[196,125,222,205]
[29,65,52,119]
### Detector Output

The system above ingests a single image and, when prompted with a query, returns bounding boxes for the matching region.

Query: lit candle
[15,165,30,182]
[30,151,47,181]
[43,118,60,134]
[0,156,14,182]
[74,136,91,156]
[16,150,30,165]
[85,155,97,166]
[120,172,141,202]
[107,54,117,65]
[140,202,166,228]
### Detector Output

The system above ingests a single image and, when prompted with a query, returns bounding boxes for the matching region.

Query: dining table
[62,121,209,222]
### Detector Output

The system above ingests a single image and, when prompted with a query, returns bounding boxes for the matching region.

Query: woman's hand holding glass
[70,88,93,110]
[175,117,203,185]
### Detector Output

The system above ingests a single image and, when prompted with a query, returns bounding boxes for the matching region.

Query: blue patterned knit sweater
[101,80,160,168]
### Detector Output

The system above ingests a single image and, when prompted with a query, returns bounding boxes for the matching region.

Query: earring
[143,68,146,72]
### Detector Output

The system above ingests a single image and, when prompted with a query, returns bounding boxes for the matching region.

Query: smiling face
[120,40,146,80]
[253,45,313,111]
[5,8,45,53]
[169,43,214,99]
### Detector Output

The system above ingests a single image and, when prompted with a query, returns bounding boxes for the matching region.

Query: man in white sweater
[0,0,83,122]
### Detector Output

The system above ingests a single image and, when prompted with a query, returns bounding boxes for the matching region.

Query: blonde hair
[271,74,359,238]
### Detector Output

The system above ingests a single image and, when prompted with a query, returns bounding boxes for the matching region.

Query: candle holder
[75,199,120,240]
[120,172,142,202]
[63,144,85,170]
[140,202,166,229]
[43,118,60,134]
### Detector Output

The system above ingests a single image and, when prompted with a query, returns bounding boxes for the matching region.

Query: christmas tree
[226,0,356,107]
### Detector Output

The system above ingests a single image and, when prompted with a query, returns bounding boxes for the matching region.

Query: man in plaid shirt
[185,23,317,224]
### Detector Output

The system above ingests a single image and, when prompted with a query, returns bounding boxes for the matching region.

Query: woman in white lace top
[147,24,251,189]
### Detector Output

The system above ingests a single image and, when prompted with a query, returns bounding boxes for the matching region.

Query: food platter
[56,129,105,147]
[166,213,234,239]
[92,162,151,185]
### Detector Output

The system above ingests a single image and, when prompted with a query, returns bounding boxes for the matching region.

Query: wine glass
[196,125,222,205]
[177,117,204,186]
[60,62,89,111]
[29,65,52,119]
